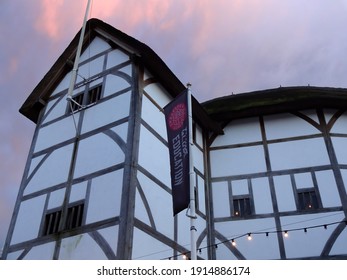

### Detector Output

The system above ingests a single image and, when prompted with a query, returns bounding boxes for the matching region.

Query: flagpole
[187,83,197,260]
[66,0,92,100]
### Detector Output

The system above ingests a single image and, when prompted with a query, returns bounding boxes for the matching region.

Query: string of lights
[161,218,347,260]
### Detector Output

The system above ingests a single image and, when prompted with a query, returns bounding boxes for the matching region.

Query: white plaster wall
[79,37,111,63]
[25,144,74,195]
[215,218,280,259]
[74,133,125,178]
[210,145,267,177]
[231,179,248,196]
[47,188,65,209]
[132,228,173,260]
[35,116,78,152]
[23,242,55,259]
[274,175,296,212]
[77,56,104,82]
[212,181,230,218]
[341,169,347,194]
[138,124,171,187]
[316,170,341,207]
[59,234,107,260]
[143,83,171,108]
[141,94,167,137]
[332,137,347,164]
[252,177,273,214]
[330,112,347,133]
[330,227,347,255]
[42,96,68,124]
[264,113,320,140]
[197,175,206,214]
[69,181,88,203]
[11,195,46,244]
[106,49,130,69]
[86,170,123,224]
[294,172,313,189]
[81,92,131,134]
[135,171,174,239]
[281,212,345,259]
[269,138,330,171]
[103,74,131,98]
[211,118,262,147]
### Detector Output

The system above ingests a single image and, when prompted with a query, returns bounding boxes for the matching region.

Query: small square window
[67,84,102,113]
[233,197,251,217]
[298,188,319,210]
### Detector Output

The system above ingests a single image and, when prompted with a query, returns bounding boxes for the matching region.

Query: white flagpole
[187,83,197,260]
[66,0,92,100]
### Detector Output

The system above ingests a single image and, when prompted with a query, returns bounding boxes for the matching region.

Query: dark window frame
[67,84,102,114]
[232,196,252,217]
[297,187,320,211]
[42,201,85,236]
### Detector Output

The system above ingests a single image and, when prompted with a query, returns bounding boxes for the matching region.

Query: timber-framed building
[3,19,347,260]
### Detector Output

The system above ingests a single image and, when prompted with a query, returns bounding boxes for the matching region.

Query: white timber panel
[35,116,78,152]
[231,179,248,196]
[103,74,131,98]
[215,218,280,259]
[23,242,55,260]
[74,134,125,179]
[330,112,347,134]
[42,96,69,124]
[143,83,171,108]
[59,234,107,260]
[47,188,65,210]
[330,226,347,255]
[252,177,273,214]
[69,181,88,203]
[25,144,74,195]
[138,124,171,187]
[212,181,230,218]
[11,195,46,244]
[81,91,131,134]
[79,37,111,63]
[85,170,123,224]
[197,175,206,214]
[264,113,320,140]
[316,170,341,207]
[193,145,204,174]
[132,228,173,260]
[281,212,345,259]
[106,49,130,69]
[210,145,266,177]
[268,138,330,171]
[332,137,347,164]
[274,175,296,212]
[141,94,167,137]
[294,172,313,189]
[211,118,262,147]
[195,124,204,148]
[135,171,174,239]
[77,56,104,83]
[341,169,347,194]
[98,226,119,257]
[51,73,71,97]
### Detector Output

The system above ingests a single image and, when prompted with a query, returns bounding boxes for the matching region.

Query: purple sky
[1,0,347,252]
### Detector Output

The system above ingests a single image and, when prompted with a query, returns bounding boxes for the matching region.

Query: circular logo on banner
[168,103,187,131]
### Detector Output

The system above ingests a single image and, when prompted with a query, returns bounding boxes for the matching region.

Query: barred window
[298,188,319,210]
[233,197,251,217]
[67,84,102,113]
[42,201,84,236]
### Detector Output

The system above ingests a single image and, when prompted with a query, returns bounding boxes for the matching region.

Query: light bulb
[284,231,289,238]
[231,239,236,246]
[247,233,252,240]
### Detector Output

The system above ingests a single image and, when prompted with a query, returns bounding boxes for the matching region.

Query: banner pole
[187,83,197,260]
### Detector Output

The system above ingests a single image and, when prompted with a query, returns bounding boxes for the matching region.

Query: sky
[1,0,347,253]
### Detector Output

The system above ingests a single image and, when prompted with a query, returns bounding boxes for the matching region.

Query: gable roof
[19,18,222,134]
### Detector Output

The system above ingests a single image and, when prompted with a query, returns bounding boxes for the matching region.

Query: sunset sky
[1,0,347,252]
